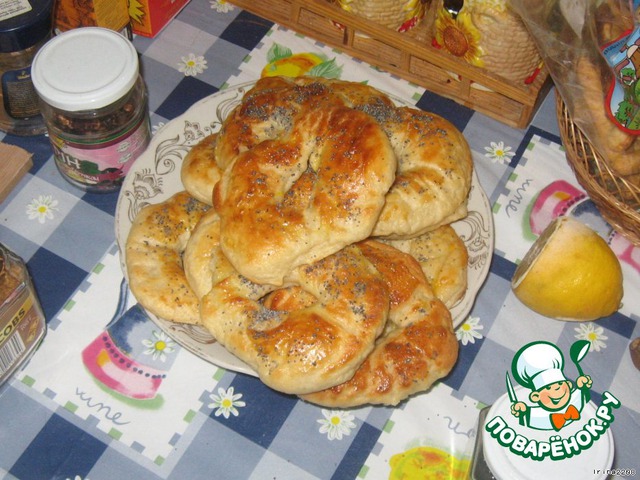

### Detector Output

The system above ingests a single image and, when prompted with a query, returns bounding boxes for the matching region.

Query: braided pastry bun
[125,191,209,324]
[214,76,396,169]
[367,106,473,238]
[183,208,236,300]
[265,240,458,407]
[192,210,391,394]
[180,133,221,205]
[214,102,397,286]
[386,225,468,308]
[202,77,473,251]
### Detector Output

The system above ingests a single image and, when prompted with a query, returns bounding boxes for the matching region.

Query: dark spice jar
[0,0,53,135]
[31,27,151,192]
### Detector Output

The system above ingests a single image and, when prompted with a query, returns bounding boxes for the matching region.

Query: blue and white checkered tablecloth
[1,2,638,479]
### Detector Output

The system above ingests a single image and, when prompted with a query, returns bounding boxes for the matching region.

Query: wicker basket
[333,0,426,32]
[556,92,640,245]
[228,0,551,129]
[431,0,542,84]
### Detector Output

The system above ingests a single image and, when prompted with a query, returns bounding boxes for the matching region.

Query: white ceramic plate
[115,81,494,376]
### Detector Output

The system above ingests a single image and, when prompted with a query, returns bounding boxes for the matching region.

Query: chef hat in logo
[512,341,567,391]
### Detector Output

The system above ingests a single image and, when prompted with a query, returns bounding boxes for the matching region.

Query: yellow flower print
[208,387,246,418]
[456,316,484,345]
[390,446,471,479]
[26,195,59,224]
[317,409,356,440]
[142,330,176,362]
[575,323,608,352]
[434,8,484,67]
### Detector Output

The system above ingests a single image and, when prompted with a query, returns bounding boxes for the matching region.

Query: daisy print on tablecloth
[456,316,484,345]
[317,409,356,441]
[142,330,176,362]
[210,0,234,12]
[575,323,608,352]
[26,194,59,224]
[178,53,208,77]
[209,387,246,418]
[484,141,514,165]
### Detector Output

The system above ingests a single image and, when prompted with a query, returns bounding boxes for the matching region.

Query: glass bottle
[0,243,46,388]
[0,0,53,135]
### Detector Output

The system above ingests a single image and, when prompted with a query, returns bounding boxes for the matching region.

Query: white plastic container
[474,387,615,480]
[31,27,150,192]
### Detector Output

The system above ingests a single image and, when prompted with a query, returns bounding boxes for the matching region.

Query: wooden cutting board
[0,143,33,203]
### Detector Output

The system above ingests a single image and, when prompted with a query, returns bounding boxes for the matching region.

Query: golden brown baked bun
[387,225,468,308]
[214,76,397,169]
[125,192,209,324]
[368,106,473,238]
[292,241,459,407]
[289,76,397,109]
[213,103,397,286]
[183,208,236,299]
[180,133,222,205]
[199,242,391,395]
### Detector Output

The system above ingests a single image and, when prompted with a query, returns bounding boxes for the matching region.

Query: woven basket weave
[431,0,541,84]
[556,92,640,245]
[333,0,425,31]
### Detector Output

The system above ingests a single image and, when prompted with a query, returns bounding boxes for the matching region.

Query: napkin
[225,23,425,105]
[493,133,640,318]
[16,243,222,463]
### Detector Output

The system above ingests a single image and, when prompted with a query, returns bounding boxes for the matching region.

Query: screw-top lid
[31,27,139,112]
[482,388,614,480]
[0,0,53,53]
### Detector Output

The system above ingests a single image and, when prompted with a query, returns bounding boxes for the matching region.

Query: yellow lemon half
[512,217,623,321]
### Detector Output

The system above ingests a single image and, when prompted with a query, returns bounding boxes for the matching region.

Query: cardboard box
[54,0,130,35]
[130,0,191,37]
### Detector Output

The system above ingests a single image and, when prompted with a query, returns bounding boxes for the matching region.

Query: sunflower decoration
[433,6,484,67]
[335,0,425,32]
[399,0,426,32]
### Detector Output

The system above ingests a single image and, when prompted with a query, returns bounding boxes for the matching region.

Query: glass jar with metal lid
[0,243,46,388]
[0,0,53,136]
[31,27,151,192]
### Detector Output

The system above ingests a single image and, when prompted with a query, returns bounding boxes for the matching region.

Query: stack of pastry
[125,76,473,407]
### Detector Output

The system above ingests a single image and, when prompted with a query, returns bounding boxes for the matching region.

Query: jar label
[1,67,40,119]
[0,288,46,381]
[50,116,151,188]
[0,0,32,21]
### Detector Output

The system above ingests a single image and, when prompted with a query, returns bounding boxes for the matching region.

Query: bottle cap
[32,27,139,111]
[0,0,53,53]
[482,387,614,480]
